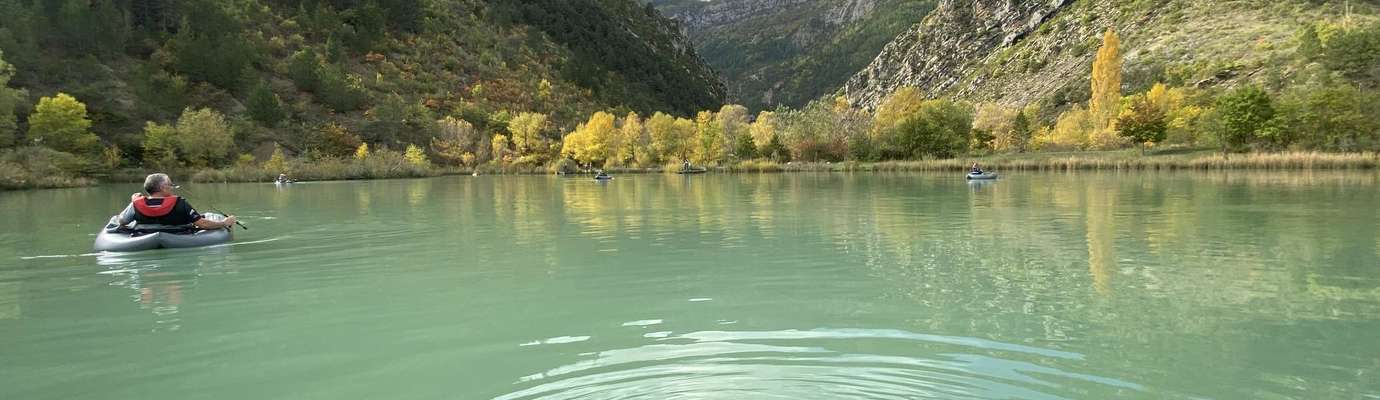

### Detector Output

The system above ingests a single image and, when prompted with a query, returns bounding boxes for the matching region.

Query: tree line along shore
[5,17,1380,190]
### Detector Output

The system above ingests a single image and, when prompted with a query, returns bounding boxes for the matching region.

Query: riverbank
[5,149,1377,190]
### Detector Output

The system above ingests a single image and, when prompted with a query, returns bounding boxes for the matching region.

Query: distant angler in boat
[966,162,998,180]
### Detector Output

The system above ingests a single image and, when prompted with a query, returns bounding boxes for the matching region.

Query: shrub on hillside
[0,146,92,189]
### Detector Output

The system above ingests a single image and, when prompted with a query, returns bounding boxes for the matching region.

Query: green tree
[28,93,99,156]
[0,50,26,148]
[762,131,791,162]
[289,49,322,91]
[1277,84,1380,151]
[1215,85,1274,153]
[734,128,757,159]
[1011,110,1032,152]
[1117,95,1168,154]
[142,121,179,168]
[893,100,973,159]
[175,108,235,167]
[246,83,287,126]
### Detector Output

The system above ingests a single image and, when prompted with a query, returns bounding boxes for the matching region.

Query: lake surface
[2,171,1379,399]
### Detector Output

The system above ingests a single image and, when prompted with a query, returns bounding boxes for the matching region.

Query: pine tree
[247,83,287,126]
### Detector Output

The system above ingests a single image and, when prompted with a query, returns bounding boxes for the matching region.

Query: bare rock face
[663,0,817,34]
[843,0,1071,109]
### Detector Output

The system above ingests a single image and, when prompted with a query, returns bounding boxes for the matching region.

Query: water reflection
[95,248,232,333]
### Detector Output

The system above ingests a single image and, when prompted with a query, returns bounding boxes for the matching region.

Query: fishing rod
[173,185,248,230]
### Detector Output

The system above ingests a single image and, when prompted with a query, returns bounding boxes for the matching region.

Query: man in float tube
[116,173,238,230]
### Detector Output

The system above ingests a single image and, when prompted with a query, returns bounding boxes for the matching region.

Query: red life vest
[133,195,180,217]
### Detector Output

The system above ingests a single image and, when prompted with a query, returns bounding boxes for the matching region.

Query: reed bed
[734,151,1379,173]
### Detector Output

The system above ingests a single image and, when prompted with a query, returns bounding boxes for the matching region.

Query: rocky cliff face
[843,0,1373,110]
[843,0,1071,109]
[661,0,817,34]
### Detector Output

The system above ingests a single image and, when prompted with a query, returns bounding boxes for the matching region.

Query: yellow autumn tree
[1087,27,1124,149]
[871,87,926,141]
[354,143,369,160]
[507,112,547,154]
[616,112,646,167]
[1090,28,1122,127]
[750,110,777,150]
[647,112,688,163]
[561,112,616,166]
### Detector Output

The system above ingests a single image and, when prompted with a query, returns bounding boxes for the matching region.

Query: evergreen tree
[246,83,287,126]
[1011,110,1031,153]
[173,0,256,91]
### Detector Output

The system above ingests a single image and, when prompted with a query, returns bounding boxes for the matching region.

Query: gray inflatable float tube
[94,213,234,252]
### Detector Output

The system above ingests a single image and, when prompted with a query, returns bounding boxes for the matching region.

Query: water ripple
[496,328,1141,400]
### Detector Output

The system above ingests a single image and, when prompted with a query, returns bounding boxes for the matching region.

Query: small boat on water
[966,171,998,180]
[594,172,614,181]
[677,167,707,174]
[94,213,234,252]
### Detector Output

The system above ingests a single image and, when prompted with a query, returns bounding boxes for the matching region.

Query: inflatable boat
[94,213,233,252]
[965,171,998,180]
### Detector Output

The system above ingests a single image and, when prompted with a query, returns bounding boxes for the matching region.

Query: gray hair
[143,173,170,194]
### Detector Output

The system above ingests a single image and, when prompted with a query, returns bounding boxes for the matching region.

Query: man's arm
[116,204,136,226]
[193,216,237,230]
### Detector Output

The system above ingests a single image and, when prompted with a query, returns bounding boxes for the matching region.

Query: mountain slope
[843,0,1380,110]
[0,0,723,161]
[650,0,935,111]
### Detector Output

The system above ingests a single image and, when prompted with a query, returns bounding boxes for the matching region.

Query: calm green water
[3,172,1379,399]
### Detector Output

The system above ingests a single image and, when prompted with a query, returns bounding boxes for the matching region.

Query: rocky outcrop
[662,0,816,34]
[843,0,1071,109]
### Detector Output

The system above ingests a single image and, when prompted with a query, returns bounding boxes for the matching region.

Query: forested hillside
[0,0,723,187]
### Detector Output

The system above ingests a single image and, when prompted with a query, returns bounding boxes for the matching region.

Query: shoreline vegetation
[75,149,1380,188]
[5,149,1377,190]
[4,6,1380,190]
